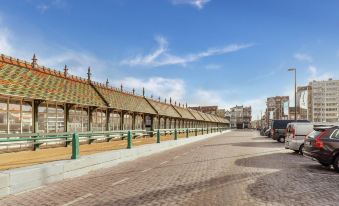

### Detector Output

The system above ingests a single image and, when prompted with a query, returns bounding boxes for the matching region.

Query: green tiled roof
[188,109,204,121]
[146,100,180,117]
[94,86,157,114]
[0,63,106,107]
[198,111,212,122]
[173,106,195,119]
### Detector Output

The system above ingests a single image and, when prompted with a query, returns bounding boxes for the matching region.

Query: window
[135,115,143,130]
[92,109,106,131]
[123,113,132,130]
[69,107,89,132]
[0,98,8,134]
[8,100,21,134]
[38,103,65,133]
[331,130,339,139]
[109,112,120,131]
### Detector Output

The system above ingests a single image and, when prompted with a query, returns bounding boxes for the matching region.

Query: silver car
[285,122,313,154]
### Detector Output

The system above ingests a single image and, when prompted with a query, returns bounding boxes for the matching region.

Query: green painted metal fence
[0,127,228,159]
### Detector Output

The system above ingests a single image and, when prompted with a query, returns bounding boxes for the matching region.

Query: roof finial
[179,102,181,107]
[32,54,38,68]
[186,102,188,108]
[175,101,177,106]
[120,83,123,92]
[132,88,135,95]
[165,98,167,103]
[151,94,153,98]
[87,67,92,81]
[64,65,68,77]
[158,96,161,102]
[142,87,145,97]
[170,97,172,104]
[106,78,109,87]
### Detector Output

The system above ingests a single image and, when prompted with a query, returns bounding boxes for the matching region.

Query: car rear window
[307,130,324,139]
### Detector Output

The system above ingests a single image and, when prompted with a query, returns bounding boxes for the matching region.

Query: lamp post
[288,68,297,121]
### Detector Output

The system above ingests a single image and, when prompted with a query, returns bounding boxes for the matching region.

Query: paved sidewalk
[1,130,338,206]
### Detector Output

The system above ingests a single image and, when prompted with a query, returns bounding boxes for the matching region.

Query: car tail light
[314,131,327,149]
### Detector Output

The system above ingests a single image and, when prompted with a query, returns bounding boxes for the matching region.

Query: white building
[310,79,339,122]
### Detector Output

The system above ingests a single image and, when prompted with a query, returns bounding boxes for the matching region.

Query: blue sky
[1,0,339,119]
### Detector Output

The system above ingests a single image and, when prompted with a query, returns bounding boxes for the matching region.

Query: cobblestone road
[1,130,339,206]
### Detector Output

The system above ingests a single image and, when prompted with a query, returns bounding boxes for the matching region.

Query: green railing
[0,127,227,159]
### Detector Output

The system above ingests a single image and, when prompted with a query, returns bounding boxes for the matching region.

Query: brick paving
[1,130,339,206]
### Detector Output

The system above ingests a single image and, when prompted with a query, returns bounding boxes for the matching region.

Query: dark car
[271,120,309,143]
[303,125,339,172]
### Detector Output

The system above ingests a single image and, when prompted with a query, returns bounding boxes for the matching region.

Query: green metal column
[195,128,197,136]
[127,130,132,149]
[174,129,178,140]
[207,126,209,134]
[71,132,80,159]
[202,127,204,135]
[157,129,160,143]
[186,128,189,138]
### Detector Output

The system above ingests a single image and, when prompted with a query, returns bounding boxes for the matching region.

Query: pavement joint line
[62,193,93,206]
[160,161,169,165]
[141,168,152,173]
[112,178,129,186]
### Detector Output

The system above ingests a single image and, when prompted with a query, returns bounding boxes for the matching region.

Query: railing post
[127,130,132,149]
[207,127,209,134]
[71,132,80,159]
[157,129,160,143]
[174,129,178,140]
[186,128,189,138]
[202,128,204,135]
[195,128,197,136]
[33,134,39,151]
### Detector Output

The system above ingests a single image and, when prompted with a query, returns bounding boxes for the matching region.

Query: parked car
[285,122,314,154]
[260,127,268,136]
[264,128,271,138]
[303,125,339,172]
[271,120,309,143]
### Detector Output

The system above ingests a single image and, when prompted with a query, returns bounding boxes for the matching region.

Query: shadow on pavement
[235,152,339,205]
[97,173,262,206]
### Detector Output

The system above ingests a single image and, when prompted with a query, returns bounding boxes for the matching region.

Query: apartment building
[230,105,252,129]
[266,96,289,125]
[310,79,339,122]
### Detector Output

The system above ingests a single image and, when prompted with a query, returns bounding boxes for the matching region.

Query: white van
[285,122,314,154]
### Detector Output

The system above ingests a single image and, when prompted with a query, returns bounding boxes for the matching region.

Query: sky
[1,0,339,120]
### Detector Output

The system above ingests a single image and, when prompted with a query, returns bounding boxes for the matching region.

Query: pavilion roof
[94,85,156,114]
[146,100,181,117]
[188,109,205,121]
[173,106,195,120]
[0,55,106,107]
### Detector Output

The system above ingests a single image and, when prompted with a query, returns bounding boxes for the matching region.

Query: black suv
[271,120,309,143]
[303,126,339,172]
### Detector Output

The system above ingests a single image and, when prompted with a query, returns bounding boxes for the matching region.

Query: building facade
[310,79,339,122]
[230,105,252,129]
[189,106,226,118]
[266,96,289,125]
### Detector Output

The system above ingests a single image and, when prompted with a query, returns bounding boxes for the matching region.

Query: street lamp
[288,68,297,121]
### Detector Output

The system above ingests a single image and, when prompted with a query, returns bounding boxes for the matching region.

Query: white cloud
[294,53,313,62]
[171,0,211,9]
[0,18,13,55]
[205,64,222,70]
[307,65,332,81]
[37,4,50,13]
[114,77,186,102]
[36,0,68,13]
[121,36,253,67]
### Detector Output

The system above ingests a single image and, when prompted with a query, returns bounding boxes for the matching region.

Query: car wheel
[333,155,339,172]
[299,144,304,155]
[318,161,331,167]
[278,136,285,143]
